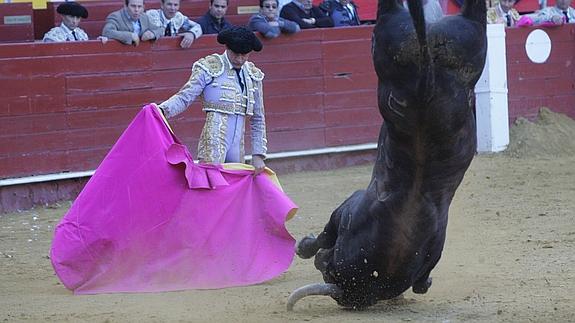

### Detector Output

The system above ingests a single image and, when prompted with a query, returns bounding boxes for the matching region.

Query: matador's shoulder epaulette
[245,62,264,82]
[193,53,225,77]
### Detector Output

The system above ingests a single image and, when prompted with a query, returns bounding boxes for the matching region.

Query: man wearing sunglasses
[249,0,300,38]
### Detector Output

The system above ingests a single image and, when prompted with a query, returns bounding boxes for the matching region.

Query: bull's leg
[296,190,365,259]
[412,275,432,294]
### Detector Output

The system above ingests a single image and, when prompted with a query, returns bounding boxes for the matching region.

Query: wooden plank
[324,107,381,128]
[266,110,325,132]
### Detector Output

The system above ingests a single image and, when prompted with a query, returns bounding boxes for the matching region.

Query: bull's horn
[286,283,342,311]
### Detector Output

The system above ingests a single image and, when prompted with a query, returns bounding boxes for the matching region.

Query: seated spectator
[249,0,300,38]
[403,0,443,24]
[319,0,360,27]
[487,0,521,26]
[280,0,334,29]
[43,2,89,42]
[524,0,574,25]
[146,0,202,48]
[102,0,163,46]
[278,0,292,12]
[196,0,233,35]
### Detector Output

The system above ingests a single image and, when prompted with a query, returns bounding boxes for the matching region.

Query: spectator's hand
[302,18,316,25]
[269,21,280,27]
[97,36,109,44]
[251,155,266,176]
[131,33,140,46]
[551,14,564,24]
[179,33,195,49]
[141,30,155,41]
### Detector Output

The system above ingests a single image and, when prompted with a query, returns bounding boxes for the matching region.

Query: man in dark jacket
[319,0,360,26]
[197,0,233,34]
[280,0,334,29]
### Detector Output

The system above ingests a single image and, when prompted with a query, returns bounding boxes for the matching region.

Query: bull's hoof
[412,277,432,294]
[296,234,318,259]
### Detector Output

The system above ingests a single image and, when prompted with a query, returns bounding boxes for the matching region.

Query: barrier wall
[0,24,574,213]
[0,26,380,181]
[506,25,575,122]
[0,3,35,42]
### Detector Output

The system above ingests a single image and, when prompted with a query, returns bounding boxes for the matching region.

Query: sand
[1,110,574,322]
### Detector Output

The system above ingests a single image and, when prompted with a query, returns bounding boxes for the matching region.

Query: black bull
[287,0,487,310]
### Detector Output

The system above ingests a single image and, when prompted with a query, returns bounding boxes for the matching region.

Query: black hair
[259,0,279,7]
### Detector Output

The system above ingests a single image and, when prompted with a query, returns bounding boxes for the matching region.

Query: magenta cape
[50,105,297,294]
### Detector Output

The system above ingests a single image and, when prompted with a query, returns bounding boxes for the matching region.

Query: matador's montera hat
[57,2,89,19]
[217,26,263,54]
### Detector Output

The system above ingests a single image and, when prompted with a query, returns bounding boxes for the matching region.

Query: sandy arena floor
[1,150,574,322]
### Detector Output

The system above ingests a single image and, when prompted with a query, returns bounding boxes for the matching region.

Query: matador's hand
[251,155,266,176]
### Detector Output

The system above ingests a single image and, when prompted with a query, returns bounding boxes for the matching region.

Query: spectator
[43,2,89,42]
[249,0,300,38]
[319,0,360,27]
[403,0,443,24]
[102,0,163,46]
[158,26,267,173]
[196,0,233,34]
[526,0,574,25]
[280,0,334,29]
[487,0,520,26]
[277,0,292,12]
[146,0,202,48]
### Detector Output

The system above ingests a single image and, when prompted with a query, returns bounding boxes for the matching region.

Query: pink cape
[50,105,297,294]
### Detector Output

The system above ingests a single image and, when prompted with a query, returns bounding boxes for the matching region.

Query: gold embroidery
[202,101,247,115]
[197,112,229,163]
[245,62,264,81]
[194,54,224,78]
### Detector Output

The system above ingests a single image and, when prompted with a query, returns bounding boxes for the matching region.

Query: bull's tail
[377,0,402,17]
[405,0,433,104]
[461,0,487,26]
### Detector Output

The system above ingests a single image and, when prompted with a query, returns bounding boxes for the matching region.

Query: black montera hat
[217,26,263,54]
[57,2,89,19]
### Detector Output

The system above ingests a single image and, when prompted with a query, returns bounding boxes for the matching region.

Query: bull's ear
[461,0,487,25]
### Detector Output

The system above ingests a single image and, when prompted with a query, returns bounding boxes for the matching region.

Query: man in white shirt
[43,2,89,42]
[146,0,203,48]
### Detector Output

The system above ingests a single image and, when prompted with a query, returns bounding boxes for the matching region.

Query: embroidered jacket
[487,5,521,26]
[43,23,89,42]
[527,6,575,24]
[146,9,202,39]
[159,52,267,159]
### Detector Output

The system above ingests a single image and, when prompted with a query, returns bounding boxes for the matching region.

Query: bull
[287,0,487,310]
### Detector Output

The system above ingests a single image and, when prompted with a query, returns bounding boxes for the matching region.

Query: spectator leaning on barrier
[158,26,268,173]
[487,0,521,26]
[280,0,334,29]
[146,0,203,48]
[102,0,163,46]
[196,0,234,35]
[319,0,360,27]
[249,0,300,38]
[526,0,575,24]
[43,2,89,42]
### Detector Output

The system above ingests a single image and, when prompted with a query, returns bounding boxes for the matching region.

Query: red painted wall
[0,25,574,183]
[0,3,35,43]
[0,26,380,180]
[505,25,575,122]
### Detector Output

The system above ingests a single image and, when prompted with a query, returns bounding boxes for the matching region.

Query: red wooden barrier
[0,3,35,42]
[0,25,574,213]
[505,25,575,122]
[0,26,380,180]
